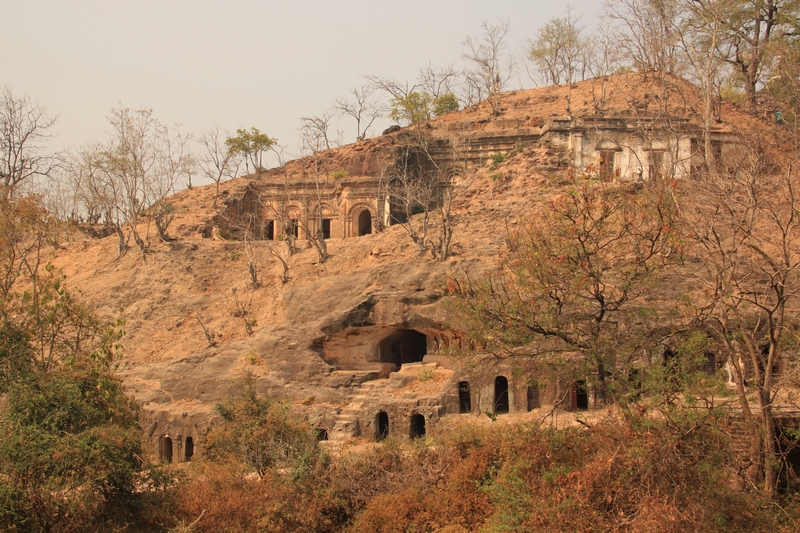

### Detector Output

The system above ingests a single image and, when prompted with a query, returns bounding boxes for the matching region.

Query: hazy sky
[2,1,604,166]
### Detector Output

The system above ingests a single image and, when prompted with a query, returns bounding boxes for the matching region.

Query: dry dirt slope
[47,73,776,445]
[47,139,547,443]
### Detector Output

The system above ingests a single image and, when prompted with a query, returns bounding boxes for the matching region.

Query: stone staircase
[327,383,373,442]
[321,364,450,450]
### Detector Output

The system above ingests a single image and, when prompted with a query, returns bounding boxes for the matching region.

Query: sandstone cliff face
[49,73,770,460]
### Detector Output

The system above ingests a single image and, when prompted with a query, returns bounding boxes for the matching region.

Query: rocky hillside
[48,72,778,454]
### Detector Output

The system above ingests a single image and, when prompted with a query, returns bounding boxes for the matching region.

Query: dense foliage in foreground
[139,400,799,533]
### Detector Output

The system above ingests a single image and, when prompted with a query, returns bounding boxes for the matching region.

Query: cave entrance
[571,380,589,411]
[160,436,173,463]
[376,411,389,441]
[458,381,471,414]
[357,210,372,236]
[379,329,427,367]
[494,376,509,414]
[184,437,194,462]
[777,425,800,493]
[410,414,426,439]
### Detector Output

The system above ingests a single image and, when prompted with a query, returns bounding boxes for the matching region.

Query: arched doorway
[494,376,509,414]
[410,414,426,439]
[458,381,471,414]
[160,436,173,463]
[357,209,372,236]
[379,329,427,367]
[596,139,622,181]
[184,437,194,461]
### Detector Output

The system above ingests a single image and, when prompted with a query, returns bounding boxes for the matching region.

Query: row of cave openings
[254,208,373,241]
[159,435,194,463]
[457,377,590,415]
[374,412,428,441]
[357,377,586,444]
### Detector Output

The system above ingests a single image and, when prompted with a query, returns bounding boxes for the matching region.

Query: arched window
[494,376,509,414]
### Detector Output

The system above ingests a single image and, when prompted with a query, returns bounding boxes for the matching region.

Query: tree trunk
[114,225,128,260]
[761,398,778,498]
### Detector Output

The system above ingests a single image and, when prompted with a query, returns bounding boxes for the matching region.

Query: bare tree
[198,125,242,205]
[66,143,131,257]
[452,180,678,402]
[150,125,193,242]
[283,118,338,264]
[604,0,684,75]
[380,135,443,257]
[678,0,727,169]
[335,86,385,142]
[462,18,514,115]
[418,63,460,98]
[226,282,256,336]
[710,0,798,110]
[687,138,800,497]
[67,107,190,259]
[429,132,473,261]
[588,17,626,78]
[363,75,416,100]
[0,87,57,197]
[298,113,339,152]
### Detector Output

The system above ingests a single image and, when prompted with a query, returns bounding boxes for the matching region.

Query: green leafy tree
[205,376,320,479]
[225,127,277,175]
[712,0,800,110]
[389,92,459,127]
[432,92,459,116]
[389,92,434,126]
[0,194,145,532]
[528,7,590,85]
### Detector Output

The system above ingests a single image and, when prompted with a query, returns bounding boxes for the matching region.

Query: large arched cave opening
[379,329,427,367]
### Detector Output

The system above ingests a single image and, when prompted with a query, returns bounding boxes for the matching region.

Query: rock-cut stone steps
[326,379,385,444]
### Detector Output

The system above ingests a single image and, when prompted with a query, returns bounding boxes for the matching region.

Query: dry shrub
[156,412,799,533]
[162,460,273,533]
[348,413,797,533]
